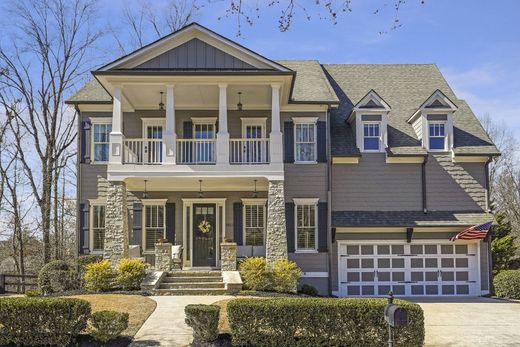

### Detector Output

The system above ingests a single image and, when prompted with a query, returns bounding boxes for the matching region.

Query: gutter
[326,107,333,296]
[74,105,82,257]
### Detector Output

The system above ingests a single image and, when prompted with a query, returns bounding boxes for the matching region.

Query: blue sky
[105,0,520,136]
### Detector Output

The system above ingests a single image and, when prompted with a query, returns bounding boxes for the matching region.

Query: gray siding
[331,153,422,211]
[288,252,328,272]
[136,38,255,70]
[426,154,486,211]
[299,277,329,296]
[284,164,328,201]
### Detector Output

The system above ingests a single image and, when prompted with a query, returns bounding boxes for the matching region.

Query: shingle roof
[323,64,499,156]
[66,79,111,104]
[332,210,494,227]
[275,60,339,103]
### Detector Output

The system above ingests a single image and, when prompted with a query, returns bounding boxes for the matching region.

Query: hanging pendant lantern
[237,92,243,111]
[159,91,165,110]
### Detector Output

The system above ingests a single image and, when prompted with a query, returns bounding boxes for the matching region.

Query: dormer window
[429,122,446,151]
[408,90,458,153]
[348,90,390,153]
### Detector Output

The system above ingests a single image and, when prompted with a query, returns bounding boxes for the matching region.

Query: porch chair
[171,245,183,270]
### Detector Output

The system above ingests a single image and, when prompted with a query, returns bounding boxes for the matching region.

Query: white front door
[338,241,480,297]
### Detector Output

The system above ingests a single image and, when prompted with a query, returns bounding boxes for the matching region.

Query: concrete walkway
[413,297,520,347]
[130,295,232,347]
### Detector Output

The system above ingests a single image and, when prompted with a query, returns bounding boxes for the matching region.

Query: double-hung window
[243,200,266,246]
[429,122,446,151]
[144,203,166,252]
[92,122,112,163]
[294,118,318,163]
[363,122,380,151]
[294,199,318,251]
[91,205,106,252]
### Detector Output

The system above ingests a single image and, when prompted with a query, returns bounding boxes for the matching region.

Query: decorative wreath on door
[198,220,212,234]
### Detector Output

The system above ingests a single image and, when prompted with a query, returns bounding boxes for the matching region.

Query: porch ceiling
[125,176,269,192]
[121,83,271,110]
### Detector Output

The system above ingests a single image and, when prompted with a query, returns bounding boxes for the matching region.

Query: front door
[192,203,217,267]
[144,123,163,163]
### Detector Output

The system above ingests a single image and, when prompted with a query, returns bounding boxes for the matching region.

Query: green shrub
[494,270,520,299]
[299,283,319,296]
[38,260,79,295]
[77,255,103,273]
[90,310,129,343]
[0,297,91,347]
[84,259,113,292]
[185,304,220,343]
[272,259,301,293]
[115,258,147,290]
[228,297,424,347]
[25,289,40,297]
[239,257,271,291]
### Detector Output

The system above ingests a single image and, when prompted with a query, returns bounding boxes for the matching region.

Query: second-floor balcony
[122,137,270,165]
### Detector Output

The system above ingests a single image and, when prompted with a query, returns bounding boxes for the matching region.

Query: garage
[338,241,480,297]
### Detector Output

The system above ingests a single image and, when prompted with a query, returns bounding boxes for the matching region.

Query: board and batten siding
[135,38,255,70]
[426,154,487,211]
[331,153,422,211]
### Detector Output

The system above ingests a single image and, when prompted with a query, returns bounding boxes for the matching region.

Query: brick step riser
[167,271,222,277]
[159,282,225,290]
[153,289,228,296]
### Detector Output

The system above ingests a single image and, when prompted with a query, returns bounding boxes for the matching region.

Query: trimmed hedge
[38,260,79,295]
[494,270,520,299]
[0,297,91,347]
[90,310,129,343]
[228,298,424,347]
[239,257,301,293]
[84,259,114,292]
[185,304,220,343]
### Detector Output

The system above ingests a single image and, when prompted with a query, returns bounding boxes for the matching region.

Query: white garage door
[338,242,480,297]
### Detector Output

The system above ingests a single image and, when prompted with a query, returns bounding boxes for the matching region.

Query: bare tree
[0,0,102,263]
[111,0,200,54]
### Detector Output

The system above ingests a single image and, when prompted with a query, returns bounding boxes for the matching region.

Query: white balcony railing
[123,138,163,164]
[230,138,270,164]
[176,139,216,164]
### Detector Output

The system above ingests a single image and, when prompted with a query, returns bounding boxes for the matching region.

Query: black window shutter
[317,202,328,252]
[284,121,294,163]
[80,120,91,164]
[183,121,193,139]
[132,202,143,246]
[79,202,90,254]
[317,121,327,163]
[233,202,243,246]
[286,202,295,252]
[166,203,175,244]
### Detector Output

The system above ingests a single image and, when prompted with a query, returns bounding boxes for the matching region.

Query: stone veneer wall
[104,181,129,266]
[155,243,172,271]
[266,180,288,266]
[221,242,237,271]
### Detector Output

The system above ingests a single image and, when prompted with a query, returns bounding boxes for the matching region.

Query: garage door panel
[339,242,480,297]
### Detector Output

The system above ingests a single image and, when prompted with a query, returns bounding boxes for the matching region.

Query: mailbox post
[384,292,408,347]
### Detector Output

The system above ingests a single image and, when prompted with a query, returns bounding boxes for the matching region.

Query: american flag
[450,221,493,241]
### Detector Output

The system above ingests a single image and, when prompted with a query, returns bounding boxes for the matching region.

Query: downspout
[326,107,333,296]
[74,104,82,257]
[422,155,428,213]
[484,156,492,212]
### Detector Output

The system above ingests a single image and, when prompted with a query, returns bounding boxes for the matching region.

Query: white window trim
[361,121,382,152]
[427,120,448,152]
[88,198,107,254]
[293,198,319,253]
[241,117,267,139]
[90,118,112,164]
[292,117,318,164]
[142,199,168,253]
[191,117,217,139]
[142,118,166,139]
[241,198,267,246]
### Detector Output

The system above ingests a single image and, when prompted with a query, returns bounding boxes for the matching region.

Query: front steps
[153,270,228,295]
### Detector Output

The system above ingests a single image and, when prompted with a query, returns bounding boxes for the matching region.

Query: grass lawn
[70,294,156,337]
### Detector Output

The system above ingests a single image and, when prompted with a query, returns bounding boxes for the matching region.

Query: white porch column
[216,83,230,164]
[164,84,176,164]
[270,84,283,164]
[109,85,124,164]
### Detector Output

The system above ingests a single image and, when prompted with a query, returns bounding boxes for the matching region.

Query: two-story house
[67,23,499,297]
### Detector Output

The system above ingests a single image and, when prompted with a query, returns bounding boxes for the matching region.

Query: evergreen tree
[491,212,519,274]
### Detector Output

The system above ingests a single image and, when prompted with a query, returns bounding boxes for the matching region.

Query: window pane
[364,138,379,150]
[92,205,105,251]
[244,204,265,246]
[295,123,316,162]
[94,144,109,162]
[145,205,165,251]
[429,137,445,150]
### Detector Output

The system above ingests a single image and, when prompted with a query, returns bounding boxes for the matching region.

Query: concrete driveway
[413,297,520,347]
